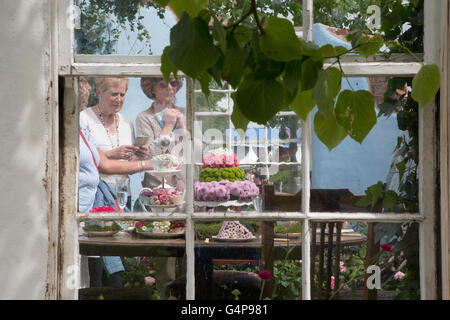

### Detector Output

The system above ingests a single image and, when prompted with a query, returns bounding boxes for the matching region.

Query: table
[79,232,366,299]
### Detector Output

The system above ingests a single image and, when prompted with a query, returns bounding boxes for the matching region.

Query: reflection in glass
[75,0,175,55]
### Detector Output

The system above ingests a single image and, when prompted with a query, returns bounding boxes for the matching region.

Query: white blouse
[80,107,135,190]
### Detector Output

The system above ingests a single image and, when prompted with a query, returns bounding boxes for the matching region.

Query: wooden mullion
[325,222,334,299]
[333,223,342,299]
[317,223,326,299]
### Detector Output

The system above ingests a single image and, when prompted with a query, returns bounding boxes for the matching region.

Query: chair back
[260,184,370,299]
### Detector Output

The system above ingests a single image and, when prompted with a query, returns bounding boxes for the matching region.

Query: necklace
[96,105,119,148]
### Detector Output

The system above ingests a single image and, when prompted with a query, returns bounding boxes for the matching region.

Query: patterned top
[135,105,186,190]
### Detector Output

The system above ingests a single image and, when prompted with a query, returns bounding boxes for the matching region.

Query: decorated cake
[195,148,259,203]
[215,221,254,239]
[152,153,180,171]
[201,147,239,168]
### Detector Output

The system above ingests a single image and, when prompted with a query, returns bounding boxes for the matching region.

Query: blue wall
[310,24,400,195]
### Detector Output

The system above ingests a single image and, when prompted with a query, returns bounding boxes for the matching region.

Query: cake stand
[139,170,184,213]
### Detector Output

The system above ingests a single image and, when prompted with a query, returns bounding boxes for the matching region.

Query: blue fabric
[154,108,179,130]
[79,121,100,212]
[93,179,120,210]
[91,179,126,275]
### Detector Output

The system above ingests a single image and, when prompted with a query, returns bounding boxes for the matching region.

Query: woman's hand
[105,145,140,160]
[133,145,150,160]
[164,108,179,128]
[175,110,185,129]
[161,108,180,135]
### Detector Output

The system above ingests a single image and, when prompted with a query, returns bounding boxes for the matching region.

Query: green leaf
[290,89,315,121]
[319,44,336,58]
[197,71,212,96]
[153,0,169,7]
[383,190,401,210]
[235,75,285,124]
[355,34,383,58]
[207,53,224,86]
[161,46,179,82]
[231,97,249,138]
[300,58,322,90]
[356,196,372,208]
[312,67,342,114]
[366,181,384,208]
[168,12,220,78]
[396,160,406,182]
[233,26,253,46]
[260,16,302,62]
[313,111,347,151]
[283,59,303,94]
[212,17,227,52]
[411,64,440,108]
[335,90,377,143]
[169,0,208,18]
[300,40,320,57]
[222,35,248,88]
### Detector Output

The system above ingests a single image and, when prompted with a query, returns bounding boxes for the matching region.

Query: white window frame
[194,84,303,185]
[52,0,442,300]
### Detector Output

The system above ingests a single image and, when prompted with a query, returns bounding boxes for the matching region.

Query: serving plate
[85,230,120,237]
[136,230,185,239]
[212,236,256,242]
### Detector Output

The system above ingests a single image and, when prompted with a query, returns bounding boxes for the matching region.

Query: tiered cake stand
[139,169,184,213]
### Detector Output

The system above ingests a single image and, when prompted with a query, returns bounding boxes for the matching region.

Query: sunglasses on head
[157,80,178,88]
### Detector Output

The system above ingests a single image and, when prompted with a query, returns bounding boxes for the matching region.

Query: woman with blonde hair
[80,77,149,204]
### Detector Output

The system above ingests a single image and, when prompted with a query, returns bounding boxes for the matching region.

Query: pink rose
[145,276,156,286]
[331,276,335,290]
[159,194,169,203]
[339,261,346,273]
[394,271,405,280]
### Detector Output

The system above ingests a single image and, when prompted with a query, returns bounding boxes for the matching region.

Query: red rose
[89,206,116,213]
[380,243,393,252]
[258,270,273,280]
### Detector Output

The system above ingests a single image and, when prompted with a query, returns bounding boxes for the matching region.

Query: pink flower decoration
[145,276,156,286]
[380,243,393,252]
[258,270,273,280]
[159,194,169,203]
[331,276,335,289]
[394,271,405,280]
[89,206,116,213]
[339,261,346,273]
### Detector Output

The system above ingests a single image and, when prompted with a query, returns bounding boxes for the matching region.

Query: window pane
[310,77,418,214]
[75,0,174,55]
[192,220,303,300]
[308,221,420,300]
[312,1,423,54]
[77,75,187,211]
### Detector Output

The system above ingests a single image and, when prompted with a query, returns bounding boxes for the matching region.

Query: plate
[194,200,254,208]
[85,230,120,237]
[136,230,185,239]
[212,236,257,242]
[116,222,135,232]
[316,228,356,234]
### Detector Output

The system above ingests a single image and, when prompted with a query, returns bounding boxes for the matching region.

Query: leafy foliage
[159,0,438,151]
[76,0,438,151]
